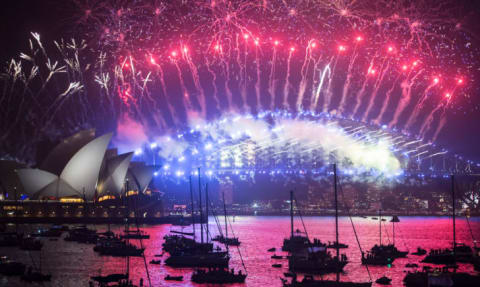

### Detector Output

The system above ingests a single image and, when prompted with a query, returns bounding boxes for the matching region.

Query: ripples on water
[1,216,479,287]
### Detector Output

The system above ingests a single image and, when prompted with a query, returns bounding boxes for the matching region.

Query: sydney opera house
[0,130,164,224]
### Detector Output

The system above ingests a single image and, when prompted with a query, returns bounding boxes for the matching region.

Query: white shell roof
[126,163,154,193]
[18,133,113,200]
[97,152,133,197]
[40,129,96,175]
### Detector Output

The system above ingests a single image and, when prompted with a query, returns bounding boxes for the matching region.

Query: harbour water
[1,216,479,287]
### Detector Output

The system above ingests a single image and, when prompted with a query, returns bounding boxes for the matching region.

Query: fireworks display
[1,0,479,181]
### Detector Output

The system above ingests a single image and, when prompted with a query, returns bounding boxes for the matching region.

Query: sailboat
[361,209,408,266]
[212,191,241,246]
[287,187,348,274]
[94,181,144,257]
[190,190,247,284]
[65,192,99,244]
[21,245,51,282]
[422,211,477,265]
[282,191,326,253]
[121,230,150,239]
[165,170,229,268]
[283,164,371,287]
[191,268,246,284]
[163,174,213,254]
[404,175,480,287]
[91,180,150,287]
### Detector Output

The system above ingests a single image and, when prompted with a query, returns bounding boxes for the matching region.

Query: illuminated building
[0,130,164,223]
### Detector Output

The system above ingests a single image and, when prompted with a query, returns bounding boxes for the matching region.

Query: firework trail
[362,60,390,122]
[432,116,447,142]
[254,39,261,110]
[282,47,294,109]
[204,56,220,112]
[403,81,436,131]
[183,47,207,118]
[388,69,424,129]
[428,87,460,139]
[0,0,476,164]
[296,40,315,110]
[374,74,400,125]
[220,56,234,111]
[338,41,360,115]
[322,56,339,113]
[269,41,278,110]
[351,58,375,118]
[418,102,445,137]
[172,57,195,115]
[312,60,332,110]
[235,34,247,111]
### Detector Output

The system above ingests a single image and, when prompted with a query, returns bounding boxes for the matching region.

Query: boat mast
[334,164,339,282]
[222,191,230,254]
[223,191,228,239]
[379,209,382,246]
[451,174,456,268]
[198,167,204,244]
[290,190,294,238]
[206,182,209,243]
[189,176,196,241]
[393,218,395,246]
[125,180,130,281]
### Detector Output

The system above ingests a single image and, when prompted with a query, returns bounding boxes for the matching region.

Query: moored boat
[120,230,150,239]
[212,235,241,246]
[191,268,246,284]
[404,175,480,287]
[362,210,407,266]
[0,256,26,276]
[281,275,372,287]
[284,165,372,287]
[361,251,393,266]
[65,226,98,244]
[31,227,63,237]
[375,276,391,285]
[91,273,128,284]
[411,247,427,256]
[94,239,144,257]
[162,234,213,253]
[326,242,349,249]
[288,250,348,274]
[165,251,229,268]
[165,275,183,281]
[422,244,474,264]
[403,267,480,287]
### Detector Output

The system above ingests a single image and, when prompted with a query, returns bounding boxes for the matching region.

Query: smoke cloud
[113,114,148,153]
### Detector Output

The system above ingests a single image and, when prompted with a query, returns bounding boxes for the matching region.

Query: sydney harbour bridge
[130,112,480,212]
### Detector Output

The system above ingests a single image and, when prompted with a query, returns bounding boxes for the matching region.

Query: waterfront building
[0,130,164,224]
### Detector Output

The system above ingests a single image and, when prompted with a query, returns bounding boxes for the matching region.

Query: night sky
[1,0,480,163]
